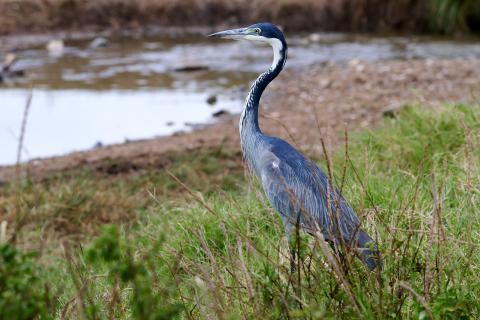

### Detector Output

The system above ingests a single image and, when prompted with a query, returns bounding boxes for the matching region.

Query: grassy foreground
[1,104,480,319]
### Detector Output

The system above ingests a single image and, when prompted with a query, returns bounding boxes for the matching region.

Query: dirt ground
[1,58,479,182]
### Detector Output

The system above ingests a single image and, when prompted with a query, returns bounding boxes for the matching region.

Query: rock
[2,53,17,72]
[165,121,174,126]
[212,109,229,118]
[355,64,365,72]
[90,37,109,48]
[382,104,403,118]
[320,79,331,89]
[46,39,64,56]
[184,122,202,130]
[9,70,25,77]
[383,110,396,118]
[0,53,26,82]
[348,59,360,67]
[308,33,322,43]
[172,130,186,136]
[173,65,209,72]
[93,141,103,149]
[206,94,217,105]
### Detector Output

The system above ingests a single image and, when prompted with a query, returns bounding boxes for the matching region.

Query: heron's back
[251,136,365,245]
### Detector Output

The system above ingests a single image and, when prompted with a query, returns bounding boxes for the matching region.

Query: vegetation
[0,244,52,319]
[433,0,480,33]
[1,0,480,35]
[1,104,480,318]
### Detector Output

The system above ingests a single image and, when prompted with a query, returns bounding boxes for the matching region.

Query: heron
[209,23,379,270]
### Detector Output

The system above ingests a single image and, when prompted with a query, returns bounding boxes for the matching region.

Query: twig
[397,281,433,320]
[15,89,33,170]
[425,173,445,302]
[236,235,255,300]
[312,228,362,315]
[12,90,33,243]
[60,296,77,320]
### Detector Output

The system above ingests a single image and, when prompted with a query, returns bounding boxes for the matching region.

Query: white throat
[243,36,284,70]
[268,38,284,70]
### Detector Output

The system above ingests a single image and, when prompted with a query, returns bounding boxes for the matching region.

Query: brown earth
[1,58,479,182]
[0,0,431,35]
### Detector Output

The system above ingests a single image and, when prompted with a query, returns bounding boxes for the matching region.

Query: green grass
[1,104,480,319]
[432,0,480,33]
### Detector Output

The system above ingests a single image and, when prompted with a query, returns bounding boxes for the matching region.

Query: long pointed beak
[208,28,248,39]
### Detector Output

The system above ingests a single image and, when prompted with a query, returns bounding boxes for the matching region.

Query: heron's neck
[240,38,287,143]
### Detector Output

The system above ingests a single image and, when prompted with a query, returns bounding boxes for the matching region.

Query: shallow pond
[1,33,480,165]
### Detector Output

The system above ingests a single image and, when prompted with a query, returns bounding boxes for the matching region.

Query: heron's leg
[328,240,348,274]
[282,220,296,273]
[290,248,296,273]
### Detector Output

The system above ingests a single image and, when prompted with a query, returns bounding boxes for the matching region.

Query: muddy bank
[1,58,479,181]
[0,0,434,36]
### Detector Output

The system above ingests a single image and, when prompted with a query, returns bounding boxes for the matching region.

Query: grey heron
[209,23,380,270]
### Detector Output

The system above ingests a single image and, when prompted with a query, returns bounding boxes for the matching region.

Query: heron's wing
[259,140,361,243]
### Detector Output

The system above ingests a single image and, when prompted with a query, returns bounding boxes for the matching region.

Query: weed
[0,244,54,319]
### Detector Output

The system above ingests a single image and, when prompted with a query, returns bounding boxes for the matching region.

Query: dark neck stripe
[240,39,287,136]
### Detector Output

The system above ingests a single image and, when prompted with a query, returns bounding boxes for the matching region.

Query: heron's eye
[254,28,261,34]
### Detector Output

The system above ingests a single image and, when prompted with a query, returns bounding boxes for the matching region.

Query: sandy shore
[1,58,479,181]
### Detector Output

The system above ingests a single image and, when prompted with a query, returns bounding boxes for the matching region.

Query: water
[1,33,480,165]
[2,89,238,165]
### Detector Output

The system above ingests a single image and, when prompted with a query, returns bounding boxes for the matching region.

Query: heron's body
[210,23,379,270]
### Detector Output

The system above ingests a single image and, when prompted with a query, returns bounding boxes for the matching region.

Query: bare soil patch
[1,59,479,182]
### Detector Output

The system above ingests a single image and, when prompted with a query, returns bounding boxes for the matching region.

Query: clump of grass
[0,147,244,247]
[0,243,55,319]
[60,225,183,319]
[1,104,479,318]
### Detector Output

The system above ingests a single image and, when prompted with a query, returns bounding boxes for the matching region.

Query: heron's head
[208,22,286,45]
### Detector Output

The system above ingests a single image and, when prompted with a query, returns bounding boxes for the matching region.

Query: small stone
[212,109,229,117]
[173,65,209,72]
[320,79,331,89]
[93,141,103,149]
[348,59,360,67]
[172,131,186,136]
[46,39,64,56]
[383,110,396,118]
[165,121,174,126]
[184,122,202,130]
[90,37,109,48]
[2,53,17,72]
[308,33,322,43]
[206,94,217,105]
